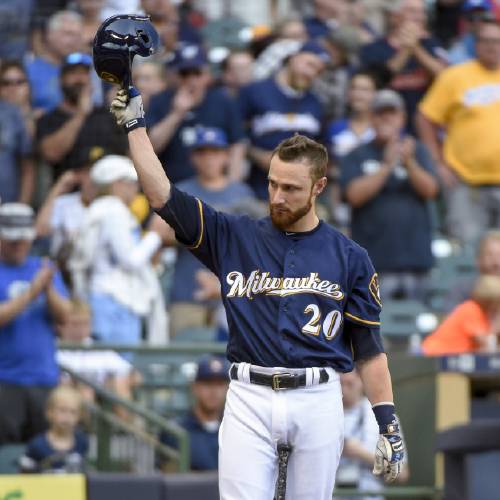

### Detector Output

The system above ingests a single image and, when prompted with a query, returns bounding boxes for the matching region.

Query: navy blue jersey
[239,77,325,199]
[21,431,88,472]
[157,187,383,371]
[159,412,219,471]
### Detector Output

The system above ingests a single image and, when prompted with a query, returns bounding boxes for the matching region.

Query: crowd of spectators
[1,0,500,478]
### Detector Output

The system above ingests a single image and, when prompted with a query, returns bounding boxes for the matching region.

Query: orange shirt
[422,300,490,356]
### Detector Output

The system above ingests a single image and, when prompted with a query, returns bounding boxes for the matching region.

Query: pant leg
[285,378,344,500]
[445,182,488,245]
[24,385,52,442]
[90,292,141,345]
[0,383,28,444]
[219,380,278,500]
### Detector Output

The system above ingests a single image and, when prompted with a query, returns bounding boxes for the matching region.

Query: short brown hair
[271,134,328,182]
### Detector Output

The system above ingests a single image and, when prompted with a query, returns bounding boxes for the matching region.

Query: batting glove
[110,87,145,133]
[373,420,405,483]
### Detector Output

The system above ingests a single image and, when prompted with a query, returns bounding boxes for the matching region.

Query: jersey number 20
[302,304,343,340]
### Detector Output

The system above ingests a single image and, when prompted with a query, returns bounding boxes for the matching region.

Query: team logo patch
[369,273,382,307]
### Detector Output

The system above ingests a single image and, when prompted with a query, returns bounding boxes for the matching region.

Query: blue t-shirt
[171,178,255,303]
[0,100,32,202]
[25,57,61,112]
[0,256,69,386]
[359,37,445,129]
[239,77,325,199]
[23,431,88,472]
[158,187,384,371]
[159,412,219,471]
[339,139,436,272]
[327,118,375,162]
[146,87,245,184]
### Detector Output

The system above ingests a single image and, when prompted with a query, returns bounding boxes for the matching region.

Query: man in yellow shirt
[417,17,500,245]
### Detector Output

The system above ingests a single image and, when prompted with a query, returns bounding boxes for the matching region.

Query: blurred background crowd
[1,0,500,493]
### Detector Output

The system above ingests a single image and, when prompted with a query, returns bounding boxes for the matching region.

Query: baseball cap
[327,26,361,57]
[295,40,331,65]
[371,89,405,112]
[61,52,93,74]
[0,203,36,241]
[169,44,208,71]
[191,126,228,150]
[463,0,492,12]
[194,355,230,382]
[90,155,138,185]
[67,145,107,170]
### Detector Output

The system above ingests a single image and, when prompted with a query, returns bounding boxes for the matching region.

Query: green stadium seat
[0,443,25,473]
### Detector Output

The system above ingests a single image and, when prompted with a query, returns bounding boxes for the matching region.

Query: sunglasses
[178,67,203,78]
[0,78,28,87]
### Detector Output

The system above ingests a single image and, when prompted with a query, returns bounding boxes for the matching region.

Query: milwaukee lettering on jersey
[226,271,344,300]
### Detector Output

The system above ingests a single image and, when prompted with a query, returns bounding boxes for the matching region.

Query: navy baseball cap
[195,355,230,382]
[295,40,331,65]
[169,44,208,71]
[463,0,492,12]
[61,52,93,74]
[191,126,228,150]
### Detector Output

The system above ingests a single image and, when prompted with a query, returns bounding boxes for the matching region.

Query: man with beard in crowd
[36,53,127,180]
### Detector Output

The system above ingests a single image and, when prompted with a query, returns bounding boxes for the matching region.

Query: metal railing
[60,365,190,472]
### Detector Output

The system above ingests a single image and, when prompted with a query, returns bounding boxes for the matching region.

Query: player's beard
[270,194,313,231]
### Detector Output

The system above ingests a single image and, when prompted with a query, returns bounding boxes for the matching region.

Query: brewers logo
[369,273,382,307]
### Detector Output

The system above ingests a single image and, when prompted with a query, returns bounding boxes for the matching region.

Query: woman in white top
[71,155,168,345]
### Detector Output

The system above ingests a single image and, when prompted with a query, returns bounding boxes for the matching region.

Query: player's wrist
[372,402,399,434]
[123,117,146,133]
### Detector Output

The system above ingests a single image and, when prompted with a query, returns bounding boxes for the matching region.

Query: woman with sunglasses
[0,61,38,138]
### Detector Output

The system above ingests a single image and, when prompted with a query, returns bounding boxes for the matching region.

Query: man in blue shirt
[0,204,71,444]
[239,40,329,199]
[147,44,246,184]
[25,10,84,113]
[159,355,230,471]
[167,126,258,337]
[340,90,439,301]
[359,0,447,131]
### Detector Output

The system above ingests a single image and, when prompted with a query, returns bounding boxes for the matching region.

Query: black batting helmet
[93,14,159,88]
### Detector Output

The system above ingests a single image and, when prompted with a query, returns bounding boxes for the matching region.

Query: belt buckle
[272,373,293,391]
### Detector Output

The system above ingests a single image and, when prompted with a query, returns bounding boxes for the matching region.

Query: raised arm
[110,88,171,209]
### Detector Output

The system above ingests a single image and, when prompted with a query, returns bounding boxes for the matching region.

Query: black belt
[229,364,329,391]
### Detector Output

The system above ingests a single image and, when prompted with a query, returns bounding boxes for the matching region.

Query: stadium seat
[0,443,25,473]
[380,300,438,352]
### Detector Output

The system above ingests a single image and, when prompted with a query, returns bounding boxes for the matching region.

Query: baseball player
[109,87,405,499]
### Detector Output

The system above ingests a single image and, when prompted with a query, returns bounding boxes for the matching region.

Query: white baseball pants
[219,363,344,500]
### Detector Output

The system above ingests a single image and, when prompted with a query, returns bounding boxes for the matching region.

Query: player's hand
[373,423,405,483]
[110,87,145,132]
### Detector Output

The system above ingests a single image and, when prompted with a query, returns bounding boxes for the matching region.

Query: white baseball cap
[90,155,138,185]
[0,203,36,240]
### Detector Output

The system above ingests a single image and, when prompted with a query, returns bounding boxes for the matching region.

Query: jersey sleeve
[155,186,231,275]
[345,247,384,361]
